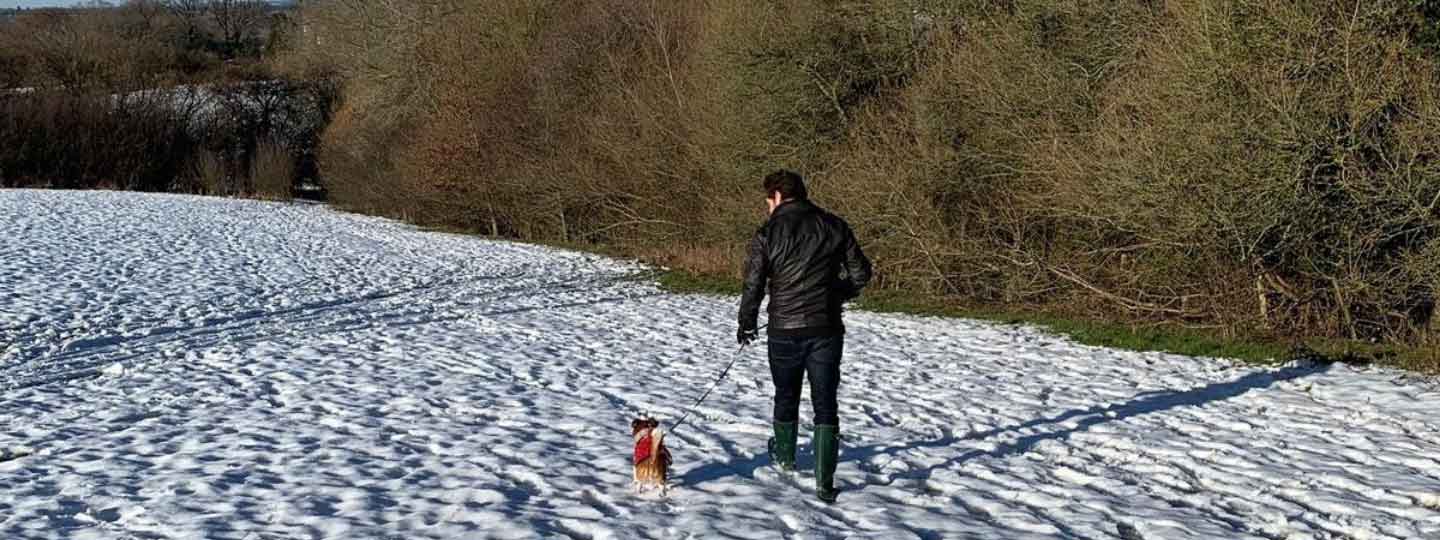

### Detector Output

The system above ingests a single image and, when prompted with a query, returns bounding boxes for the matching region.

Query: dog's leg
[650,432,665,495]
[652,430,669,496]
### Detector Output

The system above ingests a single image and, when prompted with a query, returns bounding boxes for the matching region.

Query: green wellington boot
[814,424,839,503]
[768,422,797,471]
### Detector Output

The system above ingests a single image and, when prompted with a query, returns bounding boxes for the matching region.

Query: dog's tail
[653,429,672,468]
[652,429,670,480]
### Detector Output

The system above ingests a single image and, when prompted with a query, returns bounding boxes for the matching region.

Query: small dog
[631,417,672,493]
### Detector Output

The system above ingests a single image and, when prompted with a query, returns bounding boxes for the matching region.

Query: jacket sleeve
[738,226,769,331]
[840,223,872,301]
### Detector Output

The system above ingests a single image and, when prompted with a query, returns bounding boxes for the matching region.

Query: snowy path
[3,190,1440,540]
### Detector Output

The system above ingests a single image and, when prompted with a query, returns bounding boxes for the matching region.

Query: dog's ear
[631,418,643,433]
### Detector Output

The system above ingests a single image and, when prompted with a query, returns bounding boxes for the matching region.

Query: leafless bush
[191,148,229,194]
[299,0,1440,346]
[249,138,294,199]
[0,75,328,196]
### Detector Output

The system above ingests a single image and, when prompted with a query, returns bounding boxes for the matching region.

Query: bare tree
[211,0,265,55]
[162,0,266,57]
[123,0,169,28]
[164,0,208,46]
[164,0,208,27]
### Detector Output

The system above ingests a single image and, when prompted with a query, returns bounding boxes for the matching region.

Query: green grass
[651,268,1435,368]
[1035,319,1290,364]
[657,268,745,296]
[852,288,1292,364]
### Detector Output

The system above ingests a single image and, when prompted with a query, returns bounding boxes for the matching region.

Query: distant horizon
[2,0,76,8]
[2,0,293,8]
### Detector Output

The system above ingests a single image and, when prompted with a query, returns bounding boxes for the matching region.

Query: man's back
[739,199,872,336]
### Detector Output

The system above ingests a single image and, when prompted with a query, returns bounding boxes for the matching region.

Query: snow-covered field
[3,190,1440,540]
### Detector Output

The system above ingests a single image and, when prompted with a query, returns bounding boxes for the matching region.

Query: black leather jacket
[738,199,872,336]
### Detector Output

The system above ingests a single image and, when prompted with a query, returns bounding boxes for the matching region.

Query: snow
[3,189,1440,539]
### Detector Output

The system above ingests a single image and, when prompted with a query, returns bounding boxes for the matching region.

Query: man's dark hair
[763,170,808,201]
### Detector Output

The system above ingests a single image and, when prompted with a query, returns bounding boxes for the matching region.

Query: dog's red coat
[634,433,655,464]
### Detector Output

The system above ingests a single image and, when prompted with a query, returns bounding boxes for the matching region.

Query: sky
[2,1,78,8]
[2,0,291,8]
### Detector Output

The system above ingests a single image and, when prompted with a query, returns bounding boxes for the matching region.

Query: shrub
[190,148,230,195]
[250,138,294,199]
[297,0,1440,345]
[0,76,330,198]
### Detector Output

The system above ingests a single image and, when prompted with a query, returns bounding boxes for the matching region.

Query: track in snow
[3,190,1440,539]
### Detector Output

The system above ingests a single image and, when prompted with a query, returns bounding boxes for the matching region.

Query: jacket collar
[769,198,810,219]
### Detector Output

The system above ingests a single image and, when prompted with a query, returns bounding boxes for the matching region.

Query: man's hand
[737,327,759,346]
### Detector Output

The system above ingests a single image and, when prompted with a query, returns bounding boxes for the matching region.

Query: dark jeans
[768,334,843,426]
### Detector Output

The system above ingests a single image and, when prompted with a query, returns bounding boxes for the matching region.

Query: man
[737,169,872,503]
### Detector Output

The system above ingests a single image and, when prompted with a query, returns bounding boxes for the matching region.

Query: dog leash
[669,325,766,435]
